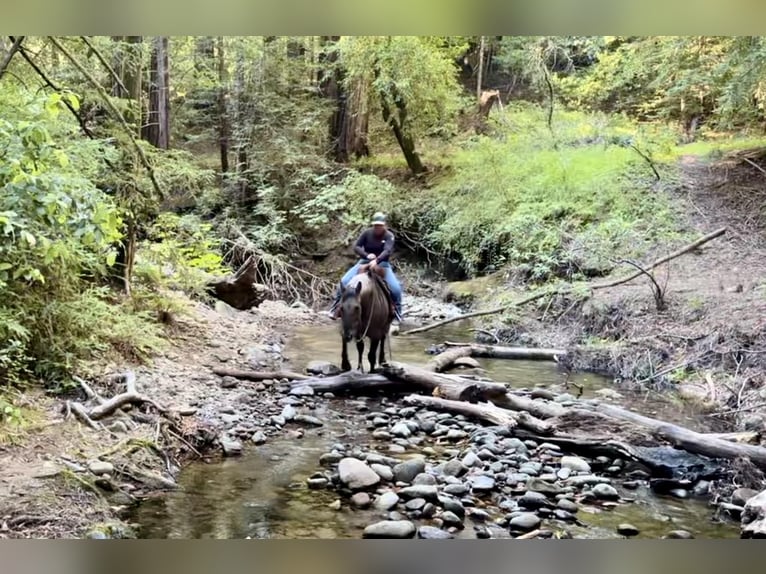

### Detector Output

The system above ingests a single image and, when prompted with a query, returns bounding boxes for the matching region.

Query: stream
[131,321,740,539]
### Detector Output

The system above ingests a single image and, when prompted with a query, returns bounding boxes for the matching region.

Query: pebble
[393,459,426,484]
[391,423,412,438]
[519,491,548,509]
[469,474,495,493]
[553,509,576,521]
[664,530,694,539]
[413,473,437,486]
[404,498,426,511]
[370,463,394,481]
[289,385,314,396]
[220,437,243,457]
[338,458,380,490]
[351,492,371,509]
[446,429,468,441]
[399,485,438,501]
[591,483,620,500]
[417,526,454,539]
[438,496,466,519]
[220,376,239,389]
[617,523,640,536]
[307,477,328,489]
[732,487,757,506]
[560,456,591,473]
[443,459,469,477]
[556,499,578,513]
[363,520,416,539]
[443,483,469,496]
[374,491,400,511]
[567,475,611,487]
[319,452,343,465]
[88,461,114,476]
[509,513,541,532]
[251,431,267,445]
[280,405,296,421]
[441,511,464,528]
[294,414,323,427]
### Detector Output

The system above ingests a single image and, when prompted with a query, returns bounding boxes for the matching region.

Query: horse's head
[340,280,364,342]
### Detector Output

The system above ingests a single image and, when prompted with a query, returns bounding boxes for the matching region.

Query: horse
[338,266,394,373]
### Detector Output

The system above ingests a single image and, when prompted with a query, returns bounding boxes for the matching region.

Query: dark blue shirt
[354,228,395,263]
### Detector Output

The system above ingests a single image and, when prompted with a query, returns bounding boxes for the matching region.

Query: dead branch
[628,143,661,181]
[425,346,472,372]
[443,342,567,361]
[402,227,726,336]
[613,258,666,310]
[0,36,24,80]
[212,367,309,381]
[68,401,101,430]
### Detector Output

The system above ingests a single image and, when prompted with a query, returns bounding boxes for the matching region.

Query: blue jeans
[333,260,402,316]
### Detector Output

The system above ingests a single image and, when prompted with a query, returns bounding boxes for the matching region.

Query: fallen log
[206,255,270,310]
[402,227,727,336]
[213,368,309,381]
[425,346,472,372]
[707,431,761,444]
[382,361,508,403]
[496,392,566,420]
[289,371,400,394]
[741,489,766,538]
[443,342,567,361]
[585,402,766,469]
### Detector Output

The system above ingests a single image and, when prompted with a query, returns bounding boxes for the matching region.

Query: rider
[328,212,403,323]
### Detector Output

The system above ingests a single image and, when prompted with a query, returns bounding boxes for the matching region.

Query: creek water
[131,320,740,539]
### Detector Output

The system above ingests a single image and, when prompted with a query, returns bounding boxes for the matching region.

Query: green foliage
[134,212,227,297]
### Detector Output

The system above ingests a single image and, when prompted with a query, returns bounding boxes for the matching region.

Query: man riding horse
[328,212,403,323]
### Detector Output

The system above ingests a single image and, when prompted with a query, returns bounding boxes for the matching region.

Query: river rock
[556,498,578,513]
[307,477,329,489]
[417,526,454,539]
[338,458,380,490]
[519,491,549,509]
[732,487,758,506]
[404,498,426,511]
[393,459,426,484]
[469,474,495,493]
[438,495,466,518]
[280,405,296,421]
[591,483,620,500]
[220,376,239,389]
[375,491,400,511]
[371,463,394,481]
[294,414,323,426]
[567,475,611,487]
[509,513,541,532]
[390,423,412,438]
[351,492,371,509]
[399,485,438,501]
[443,483,469,496]
[461,451,481,467]
[664,530,694,539]
[319,451,343,465]
[289,385,314,396]
[220,437,243,457]
[413,473,436,486]
[363,520,416,539]
[306,361,341,376]
[88,461,114,476]
[443,459,469,477]
[441,511,464,528]
[527,477,563,496]
[617,523,640,536]
[560,456,591,473]
[446,429,467,441]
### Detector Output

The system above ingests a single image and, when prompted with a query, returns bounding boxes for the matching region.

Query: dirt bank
[455,154,766,439]
[0,299,318,538]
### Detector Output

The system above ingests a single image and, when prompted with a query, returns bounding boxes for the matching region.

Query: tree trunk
[206,256,269,310]
[442,342,567,361]
[0,36,24,80]
[380,93,426,175]
[216,36,230,174]
[476,36,485,101]
[143,36,170,149]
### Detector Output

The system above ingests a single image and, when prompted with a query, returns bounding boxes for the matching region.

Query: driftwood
[382,361,508,403]
[425,346,472,372]
[443,342,567,361]
[402,227,727,336]
[290,371,400,394]
[213,367,309,381]
[207,256,270,310]
[404,394,553,435]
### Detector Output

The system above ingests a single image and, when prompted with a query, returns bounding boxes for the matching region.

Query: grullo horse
[338,268,394,373]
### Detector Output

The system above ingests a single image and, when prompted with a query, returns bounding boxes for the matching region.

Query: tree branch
[0,36,24,80]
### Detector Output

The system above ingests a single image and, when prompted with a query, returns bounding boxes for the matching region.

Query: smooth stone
[391,423,412,438]
[526,477,563,496]
[399,485,438,501]
[289,385,314,396]
[306,361,341,376]
[441,511,464,528]
[557,467,572,480]
[732,487,758,506]
[693,481,710,496]
[375,491,400,511]
[294,414,323,427]
[509,513,541,532]
[88,461,114,476]
[363,520,416,539]
[446,429,468,441]
[560,456,591,473]
[553,509,576,521]
[280,405,296,421]
[669,488,689,499]
[556,499,578,513]
[251,431,268,445]
[351,492,371,509]
[438,496,466,519]
[388,445,406,454]
[307,477,329,489]
[665,530,694,539]
[338,458,381,490]
[393,459,426,484]
[443,483,469,496]
[319,452,343,465]
[220,437,243,457]
[567,475,611,487]
[443,459,469,477]
[622,481,641,490]
[421,503,437,518]
[617,523,640,536]
[413,473,437,486]
[591,483,620,500]
[469,474,495,492]
[404,498,426,511]
[220,376,239,389]
[417,526,454,539]
[519,491,549,509]
[371,464,394,481]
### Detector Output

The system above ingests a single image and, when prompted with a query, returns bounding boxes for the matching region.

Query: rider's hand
[367,254,376,261]
[369,259,379,270]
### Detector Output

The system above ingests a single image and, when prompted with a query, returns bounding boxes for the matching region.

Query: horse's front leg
[356,340,365,372]
[368,339,379,373]
[341,338,351,372]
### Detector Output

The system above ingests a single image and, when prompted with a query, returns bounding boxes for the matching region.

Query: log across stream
[129,323,744,539]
